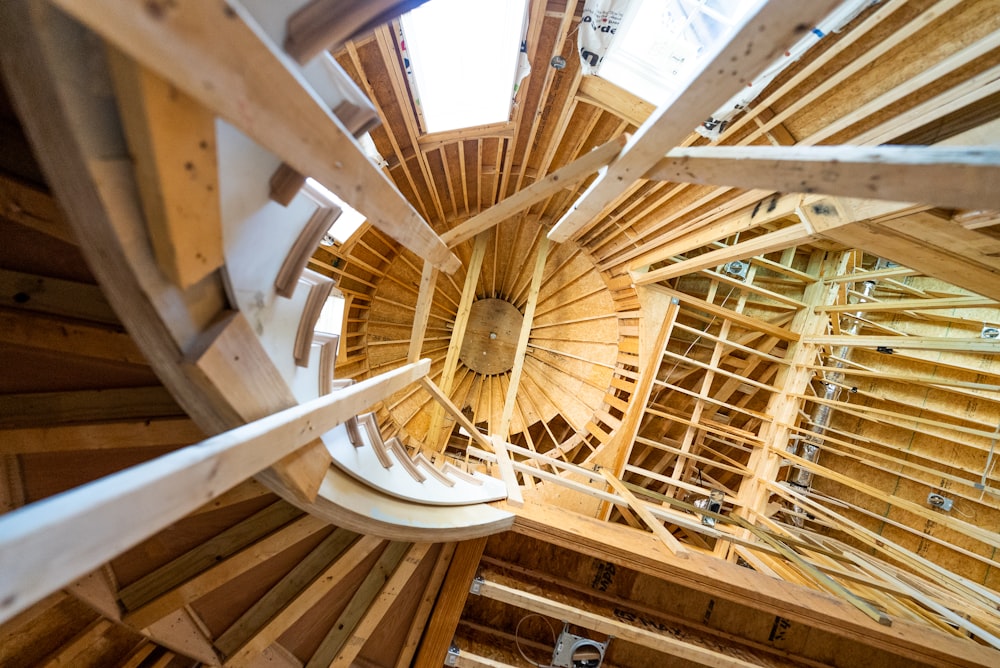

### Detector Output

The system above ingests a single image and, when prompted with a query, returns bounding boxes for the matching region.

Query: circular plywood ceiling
[459,298,523,375]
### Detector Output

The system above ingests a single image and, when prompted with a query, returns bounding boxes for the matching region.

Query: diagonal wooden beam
[601,470,688,559]
[645,145,1000,212]
[0,359,429,625]
[441,136,627,248]
[497,236,549,439]
[428,233,488,450]
[221,533,382,664]
[548,0,843,242]
[49,0,459,273]
[408,261,439,363]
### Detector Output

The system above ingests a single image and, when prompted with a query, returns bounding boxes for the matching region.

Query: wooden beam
[428,233,488,450]
[490,437,524,508]
[0,387,182,428]
[0,307,147,365]
[646,145,1000,211]
[394,543,456,668]
[548,0,842,242]
[284,0,427,64]
[320,542,427,668]
[649,286,799,342]
[498,236,549,438]
[511,502,1000,668]
[817,295,997,313]
[802,334,1000,353]
[106,48,224,289]
[408,262,438,363]
[0,359,429,624]
[478,579,758,668]
[215,527,360,658]
[50,0,459,273]
[441,136,627,247]
[601,470,688,558]
[118,500,302,611]
[0,173,76,245]
[222,534,383,664]
[123,514,328,629]
[0,268,117,324]
[413,537,487,668]
[418,377,492,451]
[0,417,203,455]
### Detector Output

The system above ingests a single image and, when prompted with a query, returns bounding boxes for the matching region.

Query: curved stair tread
[323,424,508,506]
[414,452,456,487]
[358,412,394,468]
[385,436,426,483]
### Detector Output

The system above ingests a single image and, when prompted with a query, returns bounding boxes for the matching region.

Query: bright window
[400,0,528,133]
[305,178,366,243]
[598,0,759,105]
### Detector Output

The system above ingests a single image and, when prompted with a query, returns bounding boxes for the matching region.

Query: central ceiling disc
[459,298,524,375]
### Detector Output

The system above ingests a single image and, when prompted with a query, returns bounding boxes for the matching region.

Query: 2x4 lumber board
[632,223,814,285]
[819,212,1000,302]
[413,537,487,668]
[490,437,524,508]
[646,146,1000,212]
[601,470,688,558]
[649,286,798,342]
[215,528,361,658]
[548,0,842,242]
[394,543,456,668]
[221,533,383,664]
[478,579,756,668]
[0,307,147,366]
[441,136,627,247]
[0,417,203,455]
[0,359,429,625]
[428,232,488,450]
[498,237,550,439]
[802,334,1000,354]
[124,514,328,629]
[0,268,117,325]
[106,49,223,289]
[0,173,76,245]
[51,0,459,274]
[418,377,491,451]
[408,262,438,363]
[0,387,182,428]
[817,295,997,313]
[118,500,302,610]
[314,541,422,668]
[511,502,1000,668]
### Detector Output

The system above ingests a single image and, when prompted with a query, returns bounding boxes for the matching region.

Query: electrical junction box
[721,260,749,280]
[551,623,611,668]
[928,493,953,512]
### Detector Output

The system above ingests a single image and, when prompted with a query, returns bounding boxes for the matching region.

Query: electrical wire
[515,614,556,668]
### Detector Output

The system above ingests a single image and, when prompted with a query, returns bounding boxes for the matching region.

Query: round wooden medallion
[459,298,524,375]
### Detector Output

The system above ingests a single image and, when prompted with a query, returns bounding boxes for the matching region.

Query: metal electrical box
[551,623,611,668]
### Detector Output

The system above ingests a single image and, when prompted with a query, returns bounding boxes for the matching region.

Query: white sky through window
[306,178,366,243]
[401,0,528,133]
[599,0,760,106]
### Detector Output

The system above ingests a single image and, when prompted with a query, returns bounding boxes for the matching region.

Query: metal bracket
[445,645,460,666]
[469,574,484,595]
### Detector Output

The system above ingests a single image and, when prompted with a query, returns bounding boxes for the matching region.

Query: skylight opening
[596,0,760,106]
[400,0,529,134]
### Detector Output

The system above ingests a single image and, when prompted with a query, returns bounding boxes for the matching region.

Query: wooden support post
[498,236,549,439]
[491,437,524,508]
[413,537,487,668]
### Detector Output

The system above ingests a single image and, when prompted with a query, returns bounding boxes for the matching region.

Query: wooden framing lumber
[645,145,1000,211]
[0,359,429,624]
[0,268,117,325]
[498,236,549,438]
[106,48,223,289]
[50,0,460,273]
[548,0,842,242]
[441,136,627,247]
[601,470,688,558]
[408,262,439,363]
[413,537,487,668]
[802,334,1000,353]
[0,172,76,245]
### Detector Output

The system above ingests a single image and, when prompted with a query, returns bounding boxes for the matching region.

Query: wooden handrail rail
[0,359,430,625]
